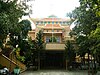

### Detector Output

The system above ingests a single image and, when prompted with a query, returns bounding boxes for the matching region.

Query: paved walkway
[20,70,89,75]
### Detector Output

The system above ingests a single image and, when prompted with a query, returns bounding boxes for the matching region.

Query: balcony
[45,43,65,50]
[43,32,62,34]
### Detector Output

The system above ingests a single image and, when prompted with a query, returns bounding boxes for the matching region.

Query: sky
[23,0,80,29]
[29,0,80,18]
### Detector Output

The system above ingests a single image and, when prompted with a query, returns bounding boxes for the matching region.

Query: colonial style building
[28,15,74,69]
[29,15,73,43]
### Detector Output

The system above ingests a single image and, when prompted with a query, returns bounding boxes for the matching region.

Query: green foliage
[17,56,25,62]
[0,0,33,64]
[0,64,3,69]
[0,0,26,47]
[19,20,32,39]
[35,30,44,70]
[49,37,57,42]
[15,66,19,69]
[65,40,75,61]
[68,0,100,67]
[14,37,35,63]
[89,23,100,63]
[36,30,44,50]
[65,40,76,69]
[9,19,32,47]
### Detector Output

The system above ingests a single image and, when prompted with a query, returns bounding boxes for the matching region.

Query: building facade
[28,16,74,69]
[29,16,73,43]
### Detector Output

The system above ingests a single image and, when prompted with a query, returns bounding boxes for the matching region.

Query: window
[41,21,43,24]
[65,22,67,24]
[52,29,54,32]
[44,21,47,24]
[56,22,58,24]
[60,21,63,24]
[48,21,50,24]
[57,37,60,43]
[38,21,41,24]
[52,21,54,24]
[57,30,59,32]
[46,37,50,43]
[63,21,65,24]
[36,21,39,25]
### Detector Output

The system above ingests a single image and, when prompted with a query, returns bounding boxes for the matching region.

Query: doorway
[40,50,65,69]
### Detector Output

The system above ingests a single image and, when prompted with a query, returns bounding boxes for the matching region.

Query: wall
[45,43,65,50]
[28,30,35,40]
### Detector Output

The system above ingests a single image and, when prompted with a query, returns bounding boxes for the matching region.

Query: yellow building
[29,16,73,42]
[28,16,74,69]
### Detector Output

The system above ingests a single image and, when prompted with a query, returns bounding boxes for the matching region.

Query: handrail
[2,54,17,65]
[0,54,26,72]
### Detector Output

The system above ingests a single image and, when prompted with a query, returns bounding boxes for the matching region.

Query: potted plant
[14,66,20,75]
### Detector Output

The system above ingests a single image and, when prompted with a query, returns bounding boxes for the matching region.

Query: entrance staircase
[0,53,27,72]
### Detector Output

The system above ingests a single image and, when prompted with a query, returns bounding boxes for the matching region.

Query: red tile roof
[41,18,69,21]
[30,18,70,22]
[43,24,63,29]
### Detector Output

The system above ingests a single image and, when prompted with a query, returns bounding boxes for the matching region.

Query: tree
[0,0,26,48]
[13,19,32,63]
[67,0,100,74]
[89,23,100,66]
[35,30,44,70]
[65,40,75,70]
[0,0,34,65]
[19,20,32,39]
[35,30,44,50]
[21,37,36,67]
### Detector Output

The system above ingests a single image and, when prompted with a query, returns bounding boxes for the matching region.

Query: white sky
[29,0,80,18]
[22,0,80,29]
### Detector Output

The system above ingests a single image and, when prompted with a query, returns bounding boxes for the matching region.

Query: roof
[41,18,69,21]
[30,18,70,22]
[43,24,63,29]
[48,15,57,18]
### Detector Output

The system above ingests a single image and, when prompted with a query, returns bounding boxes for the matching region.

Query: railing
[45,43,65,50]
[9,54,27,72]
[43,32,62,33]
[0,54,26,72]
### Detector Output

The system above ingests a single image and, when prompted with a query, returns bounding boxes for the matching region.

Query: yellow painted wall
[45,43,65,50]
[28,31,35,40]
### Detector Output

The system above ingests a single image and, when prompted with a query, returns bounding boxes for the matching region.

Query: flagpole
[52,17,53,43]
